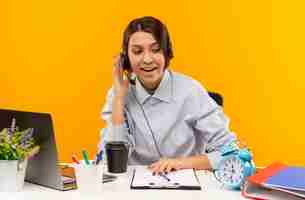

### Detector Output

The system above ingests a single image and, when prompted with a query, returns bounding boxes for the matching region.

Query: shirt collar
[135,70,173,105]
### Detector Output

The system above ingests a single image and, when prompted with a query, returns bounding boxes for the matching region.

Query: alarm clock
[213,141,256,190]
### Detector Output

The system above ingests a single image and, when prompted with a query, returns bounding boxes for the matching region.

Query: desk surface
[2,166,247,200]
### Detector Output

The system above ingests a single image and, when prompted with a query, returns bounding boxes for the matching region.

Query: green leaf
[0,127,36,160]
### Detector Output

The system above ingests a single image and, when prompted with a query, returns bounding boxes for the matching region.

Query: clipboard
[130,167,202,190]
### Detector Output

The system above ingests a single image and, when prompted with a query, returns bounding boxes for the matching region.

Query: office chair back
[208,92,223,106]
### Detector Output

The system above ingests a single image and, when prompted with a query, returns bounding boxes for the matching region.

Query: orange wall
[1,0,305,166]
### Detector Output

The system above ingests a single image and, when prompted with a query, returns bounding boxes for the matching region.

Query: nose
[143,52,153,64]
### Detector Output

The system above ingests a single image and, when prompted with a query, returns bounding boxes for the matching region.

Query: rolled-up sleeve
[192,83,237,170]
[99,88,135,155]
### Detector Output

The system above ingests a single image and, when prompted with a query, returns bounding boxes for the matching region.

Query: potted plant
[0,118,39,192]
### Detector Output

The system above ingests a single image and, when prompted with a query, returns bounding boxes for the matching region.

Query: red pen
[72,154,80,164]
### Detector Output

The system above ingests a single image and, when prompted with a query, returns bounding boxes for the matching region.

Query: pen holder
[74,164,103,194]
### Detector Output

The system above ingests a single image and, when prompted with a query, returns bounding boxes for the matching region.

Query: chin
[143,79,161,89]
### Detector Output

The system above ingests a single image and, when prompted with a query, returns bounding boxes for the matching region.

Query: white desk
[1,166,247,200]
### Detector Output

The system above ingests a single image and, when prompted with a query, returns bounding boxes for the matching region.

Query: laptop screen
[0,109,67,190]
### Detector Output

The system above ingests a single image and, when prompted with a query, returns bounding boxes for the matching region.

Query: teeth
[142,68,156,71]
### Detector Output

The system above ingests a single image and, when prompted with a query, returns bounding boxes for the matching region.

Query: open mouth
[141,67,157,72]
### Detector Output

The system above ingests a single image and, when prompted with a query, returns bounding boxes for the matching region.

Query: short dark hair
[122,16,174,69]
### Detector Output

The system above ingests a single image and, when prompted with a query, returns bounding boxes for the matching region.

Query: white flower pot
[0,159,28,192]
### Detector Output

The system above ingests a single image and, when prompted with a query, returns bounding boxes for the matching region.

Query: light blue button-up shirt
[100,70,236,169]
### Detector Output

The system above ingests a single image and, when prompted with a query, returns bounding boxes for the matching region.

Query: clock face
[218,156,245,186]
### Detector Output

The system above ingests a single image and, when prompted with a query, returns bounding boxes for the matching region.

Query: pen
[159,173,171,182]
[71,154,80,164]
[81,150,90,165]
[95,151,103,165]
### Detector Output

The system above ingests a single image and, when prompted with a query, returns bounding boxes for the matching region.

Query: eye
[152,47,161,53]
[132,49,142,55]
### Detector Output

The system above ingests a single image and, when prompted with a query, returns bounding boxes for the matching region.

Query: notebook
[130,167,201,190]
[242,180,304,200]
[247,162,305,199]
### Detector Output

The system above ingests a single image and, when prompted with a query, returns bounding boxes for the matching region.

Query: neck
[139,79,162,94]
[145,87,156,95]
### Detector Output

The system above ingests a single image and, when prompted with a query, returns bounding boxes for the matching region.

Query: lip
[140,67,157,72]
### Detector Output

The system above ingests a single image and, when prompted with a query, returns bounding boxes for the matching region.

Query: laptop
[0,109,76,191]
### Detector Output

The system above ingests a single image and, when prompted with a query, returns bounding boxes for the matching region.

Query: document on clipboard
[130,167,201,190]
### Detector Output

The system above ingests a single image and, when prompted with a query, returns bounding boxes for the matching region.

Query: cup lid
[105,141,129,150]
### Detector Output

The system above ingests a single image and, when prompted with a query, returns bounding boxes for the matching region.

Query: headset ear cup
[124,54,130,69]
[121,51,130,70]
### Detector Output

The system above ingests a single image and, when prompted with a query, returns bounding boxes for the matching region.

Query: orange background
[1,0,305,166]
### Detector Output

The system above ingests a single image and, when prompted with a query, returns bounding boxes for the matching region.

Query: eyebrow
[130,42,159,48]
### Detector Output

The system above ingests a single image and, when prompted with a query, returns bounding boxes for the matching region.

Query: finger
[112,54,123,74]
[148,162,157,173]
[112,68,122,87]
[122,78,129,88]
[158,162,169,174]
[152,164,161,175]
[154,161,167,175]
[113,54,120,67]
[165,164,173,173]
[150,161,163,175]
[112,61,120,79]
[153,158,168,174]
[112,63,124,85]
[113,61,123,76]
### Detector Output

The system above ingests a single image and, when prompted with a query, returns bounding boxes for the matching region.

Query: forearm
[112,96,125,125]
[109,96,135,147]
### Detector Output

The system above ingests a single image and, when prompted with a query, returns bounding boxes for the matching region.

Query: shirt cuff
[112,124,134,158]
[112,124,129,142]
[206,150,223,170]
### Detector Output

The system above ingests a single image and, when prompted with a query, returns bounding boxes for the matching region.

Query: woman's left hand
[148,158,185,174]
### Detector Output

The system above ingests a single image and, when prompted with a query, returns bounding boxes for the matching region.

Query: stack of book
[60,164,77,190]
[242,162,305,200]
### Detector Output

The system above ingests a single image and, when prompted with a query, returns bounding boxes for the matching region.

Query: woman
[100,16,236,174]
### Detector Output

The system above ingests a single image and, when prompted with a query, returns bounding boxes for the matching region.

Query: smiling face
[128,31,166,90]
